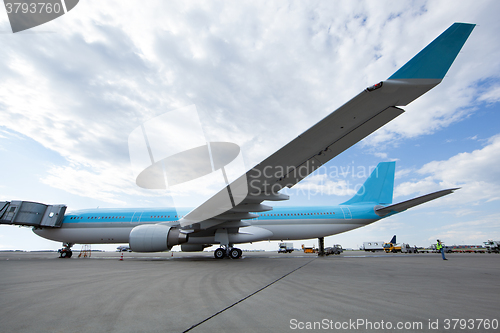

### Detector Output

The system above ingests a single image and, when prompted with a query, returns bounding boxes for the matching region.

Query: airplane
[116,245,131,252]
[0,23,475,259]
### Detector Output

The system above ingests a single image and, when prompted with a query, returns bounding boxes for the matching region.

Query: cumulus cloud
[395,134,500,206]
[425,212,500,244]
[478,84,500,104]
[0,0,499,205]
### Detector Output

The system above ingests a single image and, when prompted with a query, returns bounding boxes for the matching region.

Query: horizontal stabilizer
[375,188,459,216]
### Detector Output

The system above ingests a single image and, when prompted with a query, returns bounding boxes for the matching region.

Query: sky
[1,0,499,252]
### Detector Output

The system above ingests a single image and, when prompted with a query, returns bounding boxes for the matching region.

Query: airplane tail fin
[389,235,396,244]
[341,162,395,205]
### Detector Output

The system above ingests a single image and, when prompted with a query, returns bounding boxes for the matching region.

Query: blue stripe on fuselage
[61,204,381,226]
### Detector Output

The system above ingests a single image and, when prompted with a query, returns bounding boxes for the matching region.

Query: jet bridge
[0,201,66,228]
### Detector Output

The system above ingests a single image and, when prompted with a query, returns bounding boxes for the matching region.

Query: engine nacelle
[129,224,188,252]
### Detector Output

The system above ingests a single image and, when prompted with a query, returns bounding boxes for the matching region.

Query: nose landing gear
[58,243,74,258]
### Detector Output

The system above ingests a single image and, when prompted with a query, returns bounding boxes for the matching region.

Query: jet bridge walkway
[0,201,66,228]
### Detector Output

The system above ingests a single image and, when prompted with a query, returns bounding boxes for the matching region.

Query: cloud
[394,168,413,180]
[0,0,499,205]
[395,134,500,205]
[373,152,388,159]
[361,1,500,149]
[478,84,500,104]
[424,212,500,244]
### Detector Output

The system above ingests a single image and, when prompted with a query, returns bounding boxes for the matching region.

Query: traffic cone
[120,252,123,261]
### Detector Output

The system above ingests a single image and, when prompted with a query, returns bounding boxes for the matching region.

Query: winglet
[388,23,475,80]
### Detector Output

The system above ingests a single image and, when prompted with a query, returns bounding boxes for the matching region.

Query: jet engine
[129,224,188,252]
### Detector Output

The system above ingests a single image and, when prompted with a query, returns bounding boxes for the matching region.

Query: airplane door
[341,207,352,220]
[130,211,143,225]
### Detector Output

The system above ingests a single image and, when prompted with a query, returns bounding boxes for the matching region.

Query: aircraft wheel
[59,250,72,258]
[229,248,242,259]
[214,248,226,259]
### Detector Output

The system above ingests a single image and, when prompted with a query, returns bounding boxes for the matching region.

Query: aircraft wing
[178,23,475,229]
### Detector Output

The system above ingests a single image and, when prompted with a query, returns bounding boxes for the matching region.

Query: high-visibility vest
[436,243,442,250]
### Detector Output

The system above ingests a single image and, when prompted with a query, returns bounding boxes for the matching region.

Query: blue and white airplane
[1,23,474,259]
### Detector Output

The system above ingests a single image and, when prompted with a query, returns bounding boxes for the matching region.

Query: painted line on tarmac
[182,258,316,333]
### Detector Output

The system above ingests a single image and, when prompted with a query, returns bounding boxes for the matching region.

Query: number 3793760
[5,2,63,14]
[444,319,498,330]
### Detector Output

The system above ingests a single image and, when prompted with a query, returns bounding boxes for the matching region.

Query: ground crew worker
[437,239,447,260]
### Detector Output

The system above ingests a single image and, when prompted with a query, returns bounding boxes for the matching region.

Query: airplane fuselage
[33,204,383,246]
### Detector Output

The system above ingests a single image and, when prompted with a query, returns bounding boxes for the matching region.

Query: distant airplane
[116,245,131,252]
[1,23,474,259]
[389,235,397,245]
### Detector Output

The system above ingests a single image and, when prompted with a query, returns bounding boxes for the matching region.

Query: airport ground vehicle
[445,245,486,253]
[383,236,400,253]
[384,242,417,253]
[383,242,401,253]
[325,244,343,255]
[400,244,418,253]
[426,244,487,253]
[484,240,500,253]
[363,241,384,252]
[278,242,294,253]
[302,244,317,253]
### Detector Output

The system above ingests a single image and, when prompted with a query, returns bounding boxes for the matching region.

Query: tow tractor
[324,244,343,255]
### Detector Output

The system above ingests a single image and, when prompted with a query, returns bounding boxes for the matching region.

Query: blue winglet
[388,23,475,80]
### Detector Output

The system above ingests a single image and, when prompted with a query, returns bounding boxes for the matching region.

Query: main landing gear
[58,243,74,258]
[214,245,242,259]
[318,237,325,256]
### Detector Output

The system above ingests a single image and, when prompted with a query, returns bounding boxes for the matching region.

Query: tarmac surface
[0,250,499,333]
